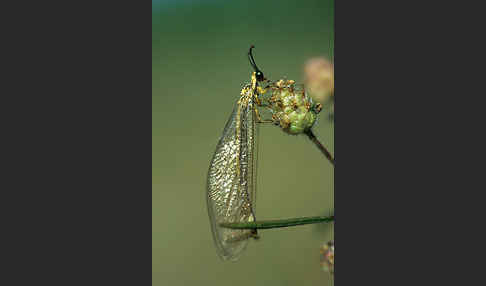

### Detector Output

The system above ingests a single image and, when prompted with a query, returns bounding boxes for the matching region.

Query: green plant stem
[219,215,334,230]
[304,129,334,166]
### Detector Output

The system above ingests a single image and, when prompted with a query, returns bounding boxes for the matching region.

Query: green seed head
[268,79,322,135]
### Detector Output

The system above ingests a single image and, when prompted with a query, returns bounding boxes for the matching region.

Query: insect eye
[256,71,264,81]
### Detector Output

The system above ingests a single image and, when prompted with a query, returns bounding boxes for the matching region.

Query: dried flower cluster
[267,79,322,135]
[320,240,334,274]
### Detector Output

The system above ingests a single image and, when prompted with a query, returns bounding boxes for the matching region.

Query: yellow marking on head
[257,86,267,95]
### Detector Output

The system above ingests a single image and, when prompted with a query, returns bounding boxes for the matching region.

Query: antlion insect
[206,47,334,262]
[206,46,270,261]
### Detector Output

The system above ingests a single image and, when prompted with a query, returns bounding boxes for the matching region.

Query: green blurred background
[152,0,334,285]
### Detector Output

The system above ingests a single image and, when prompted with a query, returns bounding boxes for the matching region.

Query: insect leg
[254,107,273,124]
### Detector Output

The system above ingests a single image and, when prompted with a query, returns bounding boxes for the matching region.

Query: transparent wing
[206,96,258,261]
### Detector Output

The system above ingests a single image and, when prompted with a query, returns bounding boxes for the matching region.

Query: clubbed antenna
[248,45,265,81]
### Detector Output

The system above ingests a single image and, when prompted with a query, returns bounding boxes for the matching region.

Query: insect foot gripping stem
[267,79,322,135]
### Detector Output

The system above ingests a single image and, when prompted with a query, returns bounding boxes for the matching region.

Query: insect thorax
[238,72,262,105]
